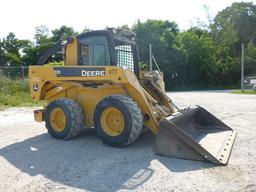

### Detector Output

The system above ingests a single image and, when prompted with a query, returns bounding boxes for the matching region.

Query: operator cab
[76,28,140,76]
[37,28,140,76]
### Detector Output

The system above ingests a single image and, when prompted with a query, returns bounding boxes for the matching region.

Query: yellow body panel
[34,109,44,122]
[65,38,78,65]
[29,66,164,132]
[77,85,127,127]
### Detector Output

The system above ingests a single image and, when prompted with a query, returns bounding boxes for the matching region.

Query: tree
[179,28,217,88]
[132,20,185,89]
[132,19,179,64]
[81,27,91,33]
[34,25,51,46]
[22,41,39,65]
[52,25,78,42]
[245,43,256,76]
[1,33,30,66]
[0,2,254,89]
[22,25,78,65]
[0,39,7,65]
[117,24,130,30]
[212,2,256,46]
[22,26,54,65]
[210,2,256,86]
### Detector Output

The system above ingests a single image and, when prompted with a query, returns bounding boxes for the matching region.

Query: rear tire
[45,98,85,139]
[94,95,143,147]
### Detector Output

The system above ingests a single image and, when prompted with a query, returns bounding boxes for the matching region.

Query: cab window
[115,45,134,71]
[79,36,110,66]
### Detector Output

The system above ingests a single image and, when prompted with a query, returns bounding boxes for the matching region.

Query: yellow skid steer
[29,28,236,165]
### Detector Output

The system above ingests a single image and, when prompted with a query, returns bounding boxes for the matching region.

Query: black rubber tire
[45,98,85,139]
[94,94,143,147]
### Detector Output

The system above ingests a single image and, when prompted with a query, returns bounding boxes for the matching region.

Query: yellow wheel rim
[50,108,67,132]
[101,107,125,136]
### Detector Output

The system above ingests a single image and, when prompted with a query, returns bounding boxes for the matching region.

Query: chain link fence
[244,55,256,90]
[241,44,256,91]
[0,66,29,80]
[244,75,256,90]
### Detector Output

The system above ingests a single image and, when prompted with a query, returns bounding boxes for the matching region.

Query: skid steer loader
[29,28,236,165]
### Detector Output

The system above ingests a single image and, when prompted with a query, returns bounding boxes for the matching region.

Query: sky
[0,0,254,41]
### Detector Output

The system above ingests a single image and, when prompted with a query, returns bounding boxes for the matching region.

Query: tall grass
[0,76,42,109]
[231,90,256,94]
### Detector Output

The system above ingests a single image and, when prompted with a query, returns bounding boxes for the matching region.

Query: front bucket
[154,106,237,165]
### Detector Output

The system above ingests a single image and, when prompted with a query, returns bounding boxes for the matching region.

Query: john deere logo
[81,70,105,77]
[33,84,39,91]
[53,67,105,77]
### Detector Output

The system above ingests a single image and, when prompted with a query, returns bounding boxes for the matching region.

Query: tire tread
[45,98,84,139]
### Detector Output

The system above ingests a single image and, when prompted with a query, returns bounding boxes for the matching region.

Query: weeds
[0,76,43,109]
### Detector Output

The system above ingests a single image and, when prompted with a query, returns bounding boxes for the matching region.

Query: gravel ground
[0,91,255,192]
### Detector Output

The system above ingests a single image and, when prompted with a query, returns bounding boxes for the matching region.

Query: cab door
[77,33,112,66]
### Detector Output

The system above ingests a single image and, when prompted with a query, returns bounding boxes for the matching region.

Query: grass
[231,90,256,94]
[0,75,254,110]
[0,76,44,110]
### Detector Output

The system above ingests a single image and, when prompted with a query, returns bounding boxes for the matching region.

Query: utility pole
[149,44,152,71]
[241,43,244,92]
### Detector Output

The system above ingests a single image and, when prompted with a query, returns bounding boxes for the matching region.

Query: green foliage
[0,2,255,91]
[231,90,256,94]
[22,25,78,65]
[131,2,256,90]
[132,19,179,63]
[179,29,217,88]
[52,25,78,42]
[0,33,30,66]
[132,19,182,89]
[245,43,256,76]
[116,25,130,30]
[0,39,6,64]
[209,2,256,87]
[21,26,55,65]
[132,20,220,89]
[34,26,50,45]
[211,2,256,46]
[46,61,64,66]
[139,62,148,70]
[0,76,43,109]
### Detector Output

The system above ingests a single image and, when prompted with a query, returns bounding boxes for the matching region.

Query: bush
[0,76,42,109]
[46,61,64,66]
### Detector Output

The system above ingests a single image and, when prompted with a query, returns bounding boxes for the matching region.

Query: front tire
[45,98,85,139]
[94,95,143,147]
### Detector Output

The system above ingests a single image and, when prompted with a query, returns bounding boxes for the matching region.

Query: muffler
[154,106,237,165]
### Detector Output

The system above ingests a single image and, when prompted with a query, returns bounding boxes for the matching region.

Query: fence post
[149,44,152,71]
[21,65,25,81]
[241,43,244,92]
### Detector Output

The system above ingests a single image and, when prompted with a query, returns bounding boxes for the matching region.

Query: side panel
[65,38,78,65]
[77,85,127,127]
[29,66,127,101]
[29,66,160,133]
[43,84,127,128]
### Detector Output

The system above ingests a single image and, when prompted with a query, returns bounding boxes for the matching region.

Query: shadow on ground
[0,130,215,191]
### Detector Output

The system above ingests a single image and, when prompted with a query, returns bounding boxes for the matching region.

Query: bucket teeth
[154,106,237,165]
